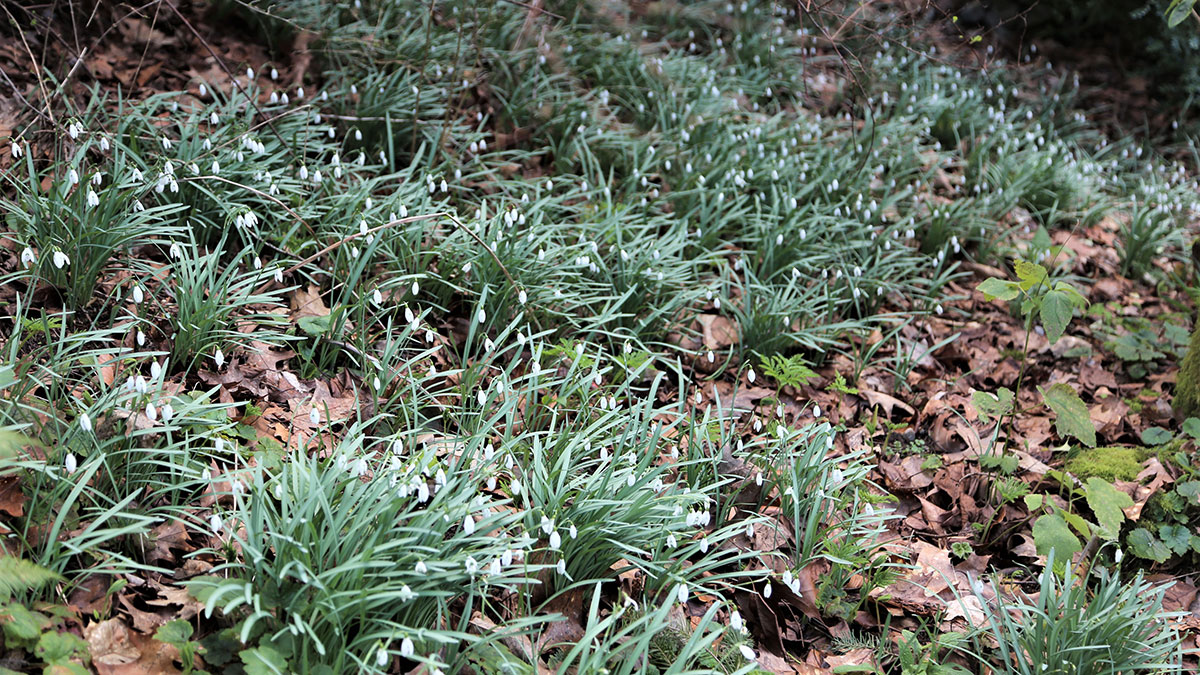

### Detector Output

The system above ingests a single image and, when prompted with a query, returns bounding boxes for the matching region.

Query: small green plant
[975,260,1095,448]
[155,620,207,675]
[960,555,1184,674]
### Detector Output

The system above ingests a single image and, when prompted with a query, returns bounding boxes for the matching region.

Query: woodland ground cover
[1,1,1200,673]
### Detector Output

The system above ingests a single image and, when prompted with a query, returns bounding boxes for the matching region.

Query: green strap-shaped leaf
[1167,0,1197,27]
[1039,382,1097,447]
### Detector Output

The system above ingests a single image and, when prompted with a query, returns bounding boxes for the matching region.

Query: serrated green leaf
[1128,528,1172,563]
[0,602,43,645]
[976,277,1020,302]
[1177,481,1200,504]
[155,619,194,646]
[1051,281,1088,308]
[1039,383,1096,447]
[1033,513,1082,559]
[1015,259,1048,291]
[972,388,1014,423]
[35,630,88,664]
[1084,478,1132,540]
[1159,525,1192,555]
[241,645,289,675]
[1039,289,1074,344]
[1140,426,1174,445]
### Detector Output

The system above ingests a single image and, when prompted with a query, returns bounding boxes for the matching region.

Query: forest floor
[2,1,1200,673]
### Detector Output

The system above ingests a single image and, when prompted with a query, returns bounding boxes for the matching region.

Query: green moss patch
[1064,446,1150,482]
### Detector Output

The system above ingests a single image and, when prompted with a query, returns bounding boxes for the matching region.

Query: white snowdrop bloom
[477,308,486,324]
[146,403,158,422]
[700,538,710,553]
[20,248,35,267]
[739,645,756,661]
[210,514,223,533]
[518,289,528,305]
[64,452,78,475]
[298,165,309,180]
[541,515,554,535]
[309,407,320,425]
[67,168,79,185]
[415,560,428,574]
[936,304,944,315]
[556,559,567,576]
[549,530,561,549]
[730,609,744,631]
[706,351,715,363]
[161,136,172,150]
[10,139,24,158]
[214,348,225,369]
[161,404,174,422]
[763,581,772,598]
[132,285,144,304]
[477,390,486,406]
[398,584,416,602]
[400,637,415,658]
[463,514,476,535]
[677,584,688,604]
[376,648,388,668]
[53,250,70,269]
[440,179,448,193]
[813,404,821,417]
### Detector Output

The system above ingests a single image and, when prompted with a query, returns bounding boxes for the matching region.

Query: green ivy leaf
[1140,427,1174,445]
[1084,478,1132,540]
[971,387,1014,423]
[1039,383,1097,447]
[1039,289,1074,344]
[976,277,1020,302]
[1128,528,1172,563]
[1032,513,1082,559]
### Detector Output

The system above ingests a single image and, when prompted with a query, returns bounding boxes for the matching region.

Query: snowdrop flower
[67,168,79,185]
[556,559,567,576]
[763,581,772,598]
[463,514,476,535]
[146,403,158,422]
[79,412,93,432]
[376,648,389,668]
[161,404,174,422]
[518,289,528,305]
[398,584,416,602]
[245,67,254,80]
[415,560,428,574]
[64,452,78,475]
[676,584,688,604]
[214,348,225,369]
[400,637,415,658]
[477,308,486,324]
[730,609,744,631]
[10,139,24,158]
[53,251,70,269]
[132,285,144,304]
[309,407,320,425]
[748,368,756,383]
[210,514,223,533]
[739,645,756,661]
[20,248,35,267]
